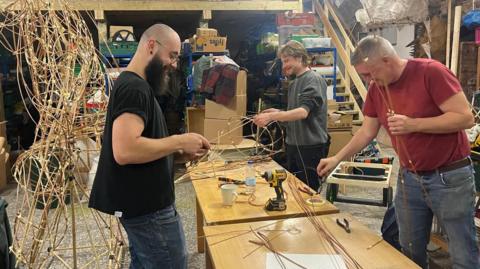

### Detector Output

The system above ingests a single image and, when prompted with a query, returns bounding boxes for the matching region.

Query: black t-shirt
[89,71,174,219]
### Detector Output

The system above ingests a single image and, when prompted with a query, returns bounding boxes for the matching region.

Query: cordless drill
[262,169,287,211]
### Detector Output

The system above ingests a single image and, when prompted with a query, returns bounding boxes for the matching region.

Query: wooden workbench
[204,213,420,269]
[190,159,339,253]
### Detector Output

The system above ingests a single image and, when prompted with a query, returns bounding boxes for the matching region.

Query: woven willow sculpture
[0,0,125,268]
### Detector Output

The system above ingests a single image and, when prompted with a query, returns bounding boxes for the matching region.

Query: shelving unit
[307,47,338,101]
[99,41,137,68]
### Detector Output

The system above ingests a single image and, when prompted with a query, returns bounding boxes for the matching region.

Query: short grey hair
[351,36,397,66]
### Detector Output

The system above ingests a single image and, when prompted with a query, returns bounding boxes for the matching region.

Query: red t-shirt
[362,58,470,171]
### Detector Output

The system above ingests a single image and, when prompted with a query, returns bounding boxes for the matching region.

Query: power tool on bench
[262,169,287,211]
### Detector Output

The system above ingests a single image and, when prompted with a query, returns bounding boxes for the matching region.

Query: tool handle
[274,185,284,201]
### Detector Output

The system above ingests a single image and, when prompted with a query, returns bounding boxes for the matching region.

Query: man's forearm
[271,108,308,122]
[413,112,474,134]
[116,135,182,165]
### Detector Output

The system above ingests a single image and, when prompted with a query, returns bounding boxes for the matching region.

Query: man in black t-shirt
[89,24,210,269]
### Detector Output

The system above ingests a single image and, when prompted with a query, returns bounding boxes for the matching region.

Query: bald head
[140,24,180,46]
[127,23,181,94]
[133,23,181,71]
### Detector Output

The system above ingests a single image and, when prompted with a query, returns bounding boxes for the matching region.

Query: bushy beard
[145,54,171,96]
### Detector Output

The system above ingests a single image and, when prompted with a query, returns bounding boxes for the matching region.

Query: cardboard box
[327,100,337,110]
[328,131,353,157]
[186,107,205,134]
[204,70,247,120]
[192,36,227,53]
[203,118,243,145]
[236,70,247,95]
[205,95,246,120]
[236,95,247,117]
[327,100,355,111]
[196,28,218,37]
[327,111,353,129]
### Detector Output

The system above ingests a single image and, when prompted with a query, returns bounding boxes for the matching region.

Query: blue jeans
[395,165,479,269]
[120,205,187,269]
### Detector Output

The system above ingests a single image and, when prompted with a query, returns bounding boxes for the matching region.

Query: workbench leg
[326,183,338,203]
[383,187,393,207]
[196,198,205,253]
[205,242,213,269]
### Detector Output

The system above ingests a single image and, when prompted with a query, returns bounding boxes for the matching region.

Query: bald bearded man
[89,24,210,269]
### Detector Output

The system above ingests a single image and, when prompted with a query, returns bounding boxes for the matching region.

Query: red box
[276,12,315,26]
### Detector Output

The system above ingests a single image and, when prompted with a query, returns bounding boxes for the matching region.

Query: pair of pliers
[336,218,351,233]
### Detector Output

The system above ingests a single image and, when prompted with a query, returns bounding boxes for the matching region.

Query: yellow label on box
[193,36,227,52]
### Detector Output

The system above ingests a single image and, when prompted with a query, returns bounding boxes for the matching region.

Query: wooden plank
[97,21,108,44]
[202,9,212,20]
[204,213,421,269]
[450,5,462,75]
[446,0,452,68]
[94,9,104,21]
[345,48,351,94]
[1,0,303,11]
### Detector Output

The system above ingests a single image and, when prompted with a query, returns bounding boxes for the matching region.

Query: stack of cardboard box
[186,70,247,145]
[190,28,227,53]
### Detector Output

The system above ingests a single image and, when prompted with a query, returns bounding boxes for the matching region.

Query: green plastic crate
[100,41,138,56]
[290,34,319,43]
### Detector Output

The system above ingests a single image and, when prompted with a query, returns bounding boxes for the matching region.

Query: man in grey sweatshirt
[253,40,329,191]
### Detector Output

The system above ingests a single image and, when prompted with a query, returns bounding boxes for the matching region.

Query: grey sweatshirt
[285,70,328,146]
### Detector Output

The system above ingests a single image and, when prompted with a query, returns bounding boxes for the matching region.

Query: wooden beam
[1,0,303,11]
[97,22,108,45]
[202,10,212,20]
[451,5,462,76]
[94,10,104,21]
[323,1,329,37]
[446,0,452,68]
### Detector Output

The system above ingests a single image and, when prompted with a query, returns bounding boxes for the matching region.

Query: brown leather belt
[414,157,471,176]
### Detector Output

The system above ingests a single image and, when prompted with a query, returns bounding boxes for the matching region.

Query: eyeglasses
[154,40,180,64]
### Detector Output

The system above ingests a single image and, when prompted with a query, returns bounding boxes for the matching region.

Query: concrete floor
[0,146,454,268]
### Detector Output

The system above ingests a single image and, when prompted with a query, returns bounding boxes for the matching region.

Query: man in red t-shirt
[317,36,478,269]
